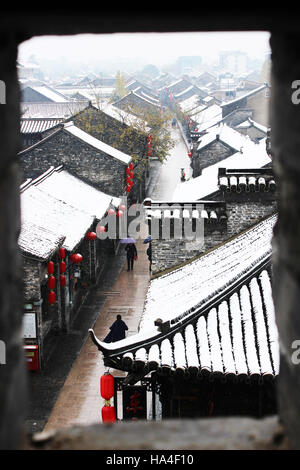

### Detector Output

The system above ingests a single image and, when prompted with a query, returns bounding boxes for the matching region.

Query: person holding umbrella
[143,235,152,272]
[125,242,137,271]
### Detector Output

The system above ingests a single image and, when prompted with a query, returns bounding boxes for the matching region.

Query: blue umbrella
[143,235,152,244]
[120,238,136,244]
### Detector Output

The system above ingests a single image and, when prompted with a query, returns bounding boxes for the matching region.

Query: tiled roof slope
[89,215,278,382]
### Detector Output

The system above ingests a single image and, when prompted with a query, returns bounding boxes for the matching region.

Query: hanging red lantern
[126,185,131,193]
[194,128,198,132]
[70,253,83,264]
[129,171,133,179]
[119,204,126,211]
[116,210,123,218]
[126,167,131,175]
[126,176,132,184]
[48,291,55,305]
[100,372,114,400]
[74,253,83,263]
[86,231,97,240]
[59,248,65,259]
[101,405,116,423]
[96,225,106,234]
[48,276,55,290]
[188,152,192,158]
[59,275,66,287]
[129,180,133,188]
[147,150,152,156]
[47,261,54,275]
[59,261,66,274]
[129,162,133,170]
[107,208,115,216]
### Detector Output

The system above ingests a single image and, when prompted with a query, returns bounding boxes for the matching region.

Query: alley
[151,125,193,200]
[34,125,188,431]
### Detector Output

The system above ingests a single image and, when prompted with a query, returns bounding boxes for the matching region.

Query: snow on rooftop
[34,168,121,220]
[139,215,276,332]
[94,215,276,354]
[101,103,151,132]
[192,104,222,132]
[18,220,65,260]
[197,123,252,152]
[30,85,69,103]
[63,122,131,164]
[172,131,270,202]
[20,185,94,253]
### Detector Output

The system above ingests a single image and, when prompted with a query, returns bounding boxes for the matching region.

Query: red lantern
[75,253,83,263]
[126,167,130,175]
[101,405,116,423]
[119,204,126,211]
[147,142,152,147]
[126,185,131,193]
[97,225,106,234]
[59,248,65,259]
[48,276,55,290]
[86,231,97,240]
[59,275,66,287]
[47,261,54,275]
[188,152,192,158]
[48,291,55,305]
[59,261,66,273]
[107,208,115,216]
[147,134,153,141]
[147,150,152,156]
[100,372,114,400]
[126,176,132,184]
[116,210,123,218]
[194,128,198,132]
[129,180,133,188]
[129,162,133,170]
[129,172,133,179]
[70,253,83,264]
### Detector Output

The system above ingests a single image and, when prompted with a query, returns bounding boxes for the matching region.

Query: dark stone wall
[18,129,127,196]
[192,140,234,177]
[151,199,277,275]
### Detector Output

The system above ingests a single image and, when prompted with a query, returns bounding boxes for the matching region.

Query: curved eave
[89,253,273,368]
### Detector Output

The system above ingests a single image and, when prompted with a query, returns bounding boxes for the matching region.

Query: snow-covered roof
[197,123,253,152]
[172,135,271,201]
[221,84,267,107]
[177,94,205,114]
[20,185,94,254]
[89,215,279,380]
[236,118,268,134]
[32,166,121,219]
[191,104,223,133]
[20,118,63,134]
[63,122,131,165]
[23,85,70,103]
[20,101,89,119]
[102,103,151,132]
[19,166,121,259]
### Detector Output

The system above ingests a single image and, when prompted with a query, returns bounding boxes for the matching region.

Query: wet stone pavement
[25,126,187,433]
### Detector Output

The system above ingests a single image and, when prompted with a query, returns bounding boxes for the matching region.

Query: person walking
[146,243,152,272]
[125,242,137,271]
[103,314,128,343]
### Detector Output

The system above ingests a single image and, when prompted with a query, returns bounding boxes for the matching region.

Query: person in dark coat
[104,314,128,343]
[125,243,137,271]
[146,243,152,272]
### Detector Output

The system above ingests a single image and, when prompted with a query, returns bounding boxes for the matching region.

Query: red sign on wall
[123,386,147,421]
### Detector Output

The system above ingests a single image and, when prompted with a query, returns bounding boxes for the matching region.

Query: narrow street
[150,125,193,200]
[34,126,188,431]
